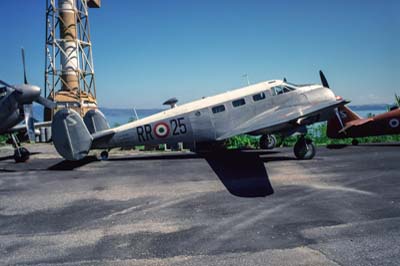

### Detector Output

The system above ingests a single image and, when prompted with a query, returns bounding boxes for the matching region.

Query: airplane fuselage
[93,80,337,150]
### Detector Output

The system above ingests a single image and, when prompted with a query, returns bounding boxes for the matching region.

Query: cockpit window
[272,85,295,96]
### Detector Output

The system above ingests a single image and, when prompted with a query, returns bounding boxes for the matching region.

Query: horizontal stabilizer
[52,109,93,161]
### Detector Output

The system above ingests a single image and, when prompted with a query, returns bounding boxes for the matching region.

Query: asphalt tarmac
[0,143,399,266]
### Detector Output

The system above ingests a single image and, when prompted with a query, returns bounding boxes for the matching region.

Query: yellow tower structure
[44,0,101,121]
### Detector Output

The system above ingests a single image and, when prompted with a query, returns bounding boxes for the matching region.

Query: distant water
[33,105,388,126]
[32,105,163,126]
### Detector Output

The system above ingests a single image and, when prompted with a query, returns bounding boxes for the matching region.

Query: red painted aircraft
[327,105,400,145]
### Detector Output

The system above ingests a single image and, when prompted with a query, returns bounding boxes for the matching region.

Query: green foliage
[224,135,260,149]
[0,135,8,145]
[224,122,400,149]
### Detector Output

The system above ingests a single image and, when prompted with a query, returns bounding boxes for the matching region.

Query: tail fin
[327,105,361,138]
[83,109,110,134]
[52,109,93,161]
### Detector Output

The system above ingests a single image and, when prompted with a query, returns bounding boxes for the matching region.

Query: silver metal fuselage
[93,80,338,149]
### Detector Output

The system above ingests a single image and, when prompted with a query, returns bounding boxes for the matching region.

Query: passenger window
[212,105,226,114]
[252,92,266,101]
[232,98,246,107]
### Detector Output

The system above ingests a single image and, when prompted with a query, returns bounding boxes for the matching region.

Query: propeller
[319,71,345,132]
[23,104,36,142]
[36,96,56,109]
[319,70,330,88]
[0,80,23,93]
[22,48,28,84]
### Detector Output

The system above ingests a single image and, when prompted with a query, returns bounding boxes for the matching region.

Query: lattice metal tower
[44,0,100,121]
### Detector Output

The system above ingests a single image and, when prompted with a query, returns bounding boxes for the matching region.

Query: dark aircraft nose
[15,84,41,104]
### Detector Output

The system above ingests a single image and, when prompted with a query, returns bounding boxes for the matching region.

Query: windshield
[284,81,311,88]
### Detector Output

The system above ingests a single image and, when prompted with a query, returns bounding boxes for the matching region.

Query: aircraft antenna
[242,74,250,85]
[133,107,139,121]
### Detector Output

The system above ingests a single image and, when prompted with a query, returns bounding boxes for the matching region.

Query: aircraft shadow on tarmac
[202,150,276,198]
[48,156,99,170]
[47,149,299,198]
[109,149,279,198]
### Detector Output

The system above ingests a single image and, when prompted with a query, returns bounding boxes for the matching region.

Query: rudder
[52,109,93,161]
[327,105,361,138]
[83,109,110,134]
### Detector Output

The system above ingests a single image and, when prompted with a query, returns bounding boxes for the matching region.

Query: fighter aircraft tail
[327,105,362,138]
[83,109,110,134]
[52,109,93,161]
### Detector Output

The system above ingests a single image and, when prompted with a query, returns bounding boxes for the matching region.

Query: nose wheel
[260,134,276,149]
[14,147,30,163]
[9,133,30,163]
[100,150,109,160]
[294,136,316,160]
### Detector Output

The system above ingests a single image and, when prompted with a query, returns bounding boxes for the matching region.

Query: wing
[7,121,52,133]
[217,100,348,140]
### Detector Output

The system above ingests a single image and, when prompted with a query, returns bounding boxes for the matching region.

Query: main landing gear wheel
[352,139,359,146]
[260,134,276,149]
[14,147,30,163]
[100,151,109,161]
[294,136,316,160]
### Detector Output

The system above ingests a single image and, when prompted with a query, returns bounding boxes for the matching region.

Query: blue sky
[0,0,399,108]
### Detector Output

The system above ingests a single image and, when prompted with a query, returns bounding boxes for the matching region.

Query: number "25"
[170,117,187,136]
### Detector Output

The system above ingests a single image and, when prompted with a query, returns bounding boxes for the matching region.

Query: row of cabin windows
[212,91,266,114]
[211,85,295,114]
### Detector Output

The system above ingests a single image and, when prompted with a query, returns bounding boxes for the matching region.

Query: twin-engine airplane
[52,71,347,161]
[0,49,56,162]
[327,105,400,145]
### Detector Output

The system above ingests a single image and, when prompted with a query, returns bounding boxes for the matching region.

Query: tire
[14,147,30,163]
[352,139,359,146]
[294,138,316,160]
[100,151,109,161]
[260,134,276,149]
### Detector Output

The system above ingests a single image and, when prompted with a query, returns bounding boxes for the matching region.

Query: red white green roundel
[153,122,170,138]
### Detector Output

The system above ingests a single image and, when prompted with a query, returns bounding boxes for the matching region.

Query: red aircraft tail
[327,105,362,138]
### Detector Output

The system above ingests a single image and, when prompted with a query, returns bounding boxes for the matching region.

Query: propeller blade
[0,80,23,93]
[319,70,330,88]
[35,96,57,109]
[334,108,345,132]
[23,104,36,142]
[21,48,28,84]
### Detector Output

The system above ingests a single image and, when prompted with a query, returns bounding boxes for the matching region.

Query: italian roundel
[153,122,170,138]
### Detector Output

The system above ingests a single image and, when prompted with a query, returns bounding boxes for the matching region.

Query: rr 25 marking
[137,117,187,142]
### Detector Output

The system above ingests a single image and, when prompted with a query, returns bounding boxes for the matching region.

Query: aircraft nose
[16,84,42,104]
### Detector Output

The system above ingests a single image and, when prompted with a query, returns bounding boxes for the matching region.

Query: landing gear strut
[293,135,316,160]
[10,134,30,163]
[260,134,276,150]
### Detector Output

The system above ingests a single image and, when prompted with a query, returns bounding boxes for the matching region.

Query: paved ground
[0,143,399,265]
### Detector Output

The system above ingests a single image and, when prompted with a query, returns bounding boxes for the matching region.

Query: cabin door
[188,108,216,143]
